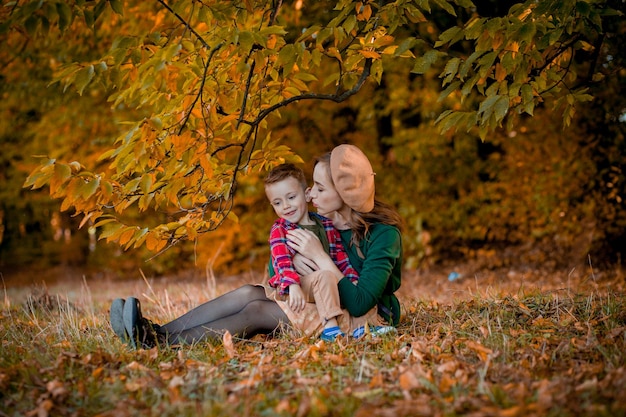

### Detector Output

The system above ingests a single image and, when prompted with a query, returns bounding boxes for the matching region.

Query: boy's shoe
[352,326,366,339]
[123,297,161,349]
[320,326,344,342]
[110,298,127,341]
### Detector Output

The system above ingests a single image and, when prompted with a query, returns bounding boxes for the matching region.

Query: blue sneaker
[110,298,127,342]
[320,326,344,342]
[352,326,366,339]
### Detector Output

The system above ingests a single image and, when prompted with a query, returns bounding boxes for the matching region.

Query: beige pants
[265,270,375,337]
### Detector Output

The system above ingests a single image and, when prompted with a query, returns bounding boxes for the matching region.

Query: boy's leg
[300,270,343,325]
[350,314,368,338]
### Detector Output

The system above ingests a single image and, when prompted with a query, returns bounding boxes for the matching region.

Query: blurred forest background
[1,0,624,284]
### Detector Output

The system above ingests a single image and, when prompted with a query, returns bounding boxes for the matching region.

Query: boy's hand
[288,284,306,313]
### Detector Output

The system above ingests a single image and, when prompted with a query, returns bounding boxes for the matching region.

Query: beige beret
[330,144,376,213]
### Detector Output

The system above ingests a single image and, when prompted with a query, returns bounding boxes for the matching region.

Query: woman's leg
[160,284,269,333]
[167,299,288,344]
[154,284,288,344]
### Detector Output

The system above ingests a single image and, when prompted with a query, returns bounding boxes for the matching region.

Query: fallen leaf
[223,331,236,358]
[46,379,68,400]
[439,373,456,394]
[126,361,150,372]
[91,366,104,379]
[464,340,493,362]
[352,387,384,398]
[399,370,420,391]
[575,377,598,392]
[369,373,384,388]
[436,360,458,374]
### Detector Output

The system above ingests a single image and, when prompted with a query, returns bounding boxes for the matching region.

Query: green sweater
[337,224,402,325]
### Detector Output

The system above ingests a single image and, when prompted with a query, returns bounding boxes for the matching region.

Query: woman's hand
[293,254,318,276]
[287,228,343,281]
[286,229,326,258]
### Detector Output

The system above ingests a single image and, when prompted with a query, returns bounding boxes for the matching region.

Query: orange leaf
[118,227,136,247]
[359,49,381,59]
[465,340,493,362]
[91,367,104,379]
[399,370,420,391]
[369,373,384,388]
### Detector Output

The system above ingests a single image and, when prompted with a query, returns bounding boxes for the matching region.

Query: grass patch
[1,283,625,416]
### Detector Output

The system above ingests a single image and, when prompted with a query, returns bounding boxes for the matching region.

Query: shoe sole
[110,298,127,341]
[123,297,140,349]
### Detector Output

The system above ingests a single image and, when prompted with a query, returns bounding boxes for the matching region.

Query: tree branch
[177,42,223,135]
[252,59,374,126]
[157,0,210,49]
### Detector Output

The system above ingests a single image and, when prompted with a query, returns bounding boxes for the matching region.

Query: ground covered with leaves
[1,265,625,416]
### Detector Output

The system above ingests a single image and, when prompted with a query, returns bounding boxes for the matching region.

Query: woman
[110,144,403,348]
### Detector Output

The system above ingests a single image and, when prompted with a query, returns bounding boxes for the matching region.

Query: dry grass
[1,264,625,416]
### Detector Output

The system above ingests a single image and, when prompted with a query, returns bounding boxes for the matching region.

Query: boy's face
[265,177,309,224]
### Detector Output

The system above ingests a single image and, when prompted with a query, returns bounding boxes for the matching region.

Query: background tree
[1,0,623,277]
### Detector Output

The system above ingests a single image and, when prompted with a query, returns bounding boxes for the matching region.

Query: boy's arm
[269,222,301,295]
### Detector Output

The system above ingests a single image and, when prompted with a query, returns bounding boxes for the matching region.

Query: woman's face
[310,162,344,217]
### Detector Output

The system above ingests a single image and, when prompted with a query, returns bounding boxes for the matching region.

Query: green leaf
[297,25,321,42]
[74,65,95,95]
[438,81,461,102]
[395,37,418,56]
[521,84,533,104]
[24,15,39,36]
[80,177,101,199]
[477,94,500,119]
[431,0,457,16]
[411,50,440,74]
[56,2,72,32]
[441,57,461,85]
[110,0,124,15]
[493,95,510,121]
[435,26,462,48]
[461,73,480,97]
[517,22,537,45]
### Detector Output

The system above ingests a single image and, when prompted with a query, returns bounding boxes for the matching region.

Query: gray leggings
[158,284,289,344]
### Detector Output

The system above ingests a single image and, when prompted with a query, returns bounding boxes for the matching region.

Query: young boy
[264,163,363,341]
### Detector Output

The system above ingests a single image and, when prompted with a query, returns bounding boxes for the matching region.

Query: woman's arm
[337,225,402,317]
[286,228,344,281]
[292,254,319,276]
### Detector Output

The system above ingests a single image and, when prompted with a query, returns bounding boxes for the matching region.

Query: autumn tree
[1,0,623,271]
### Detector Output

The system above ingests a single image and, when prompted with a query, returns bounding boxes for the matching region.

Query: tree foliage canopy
[1,0,624,272]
